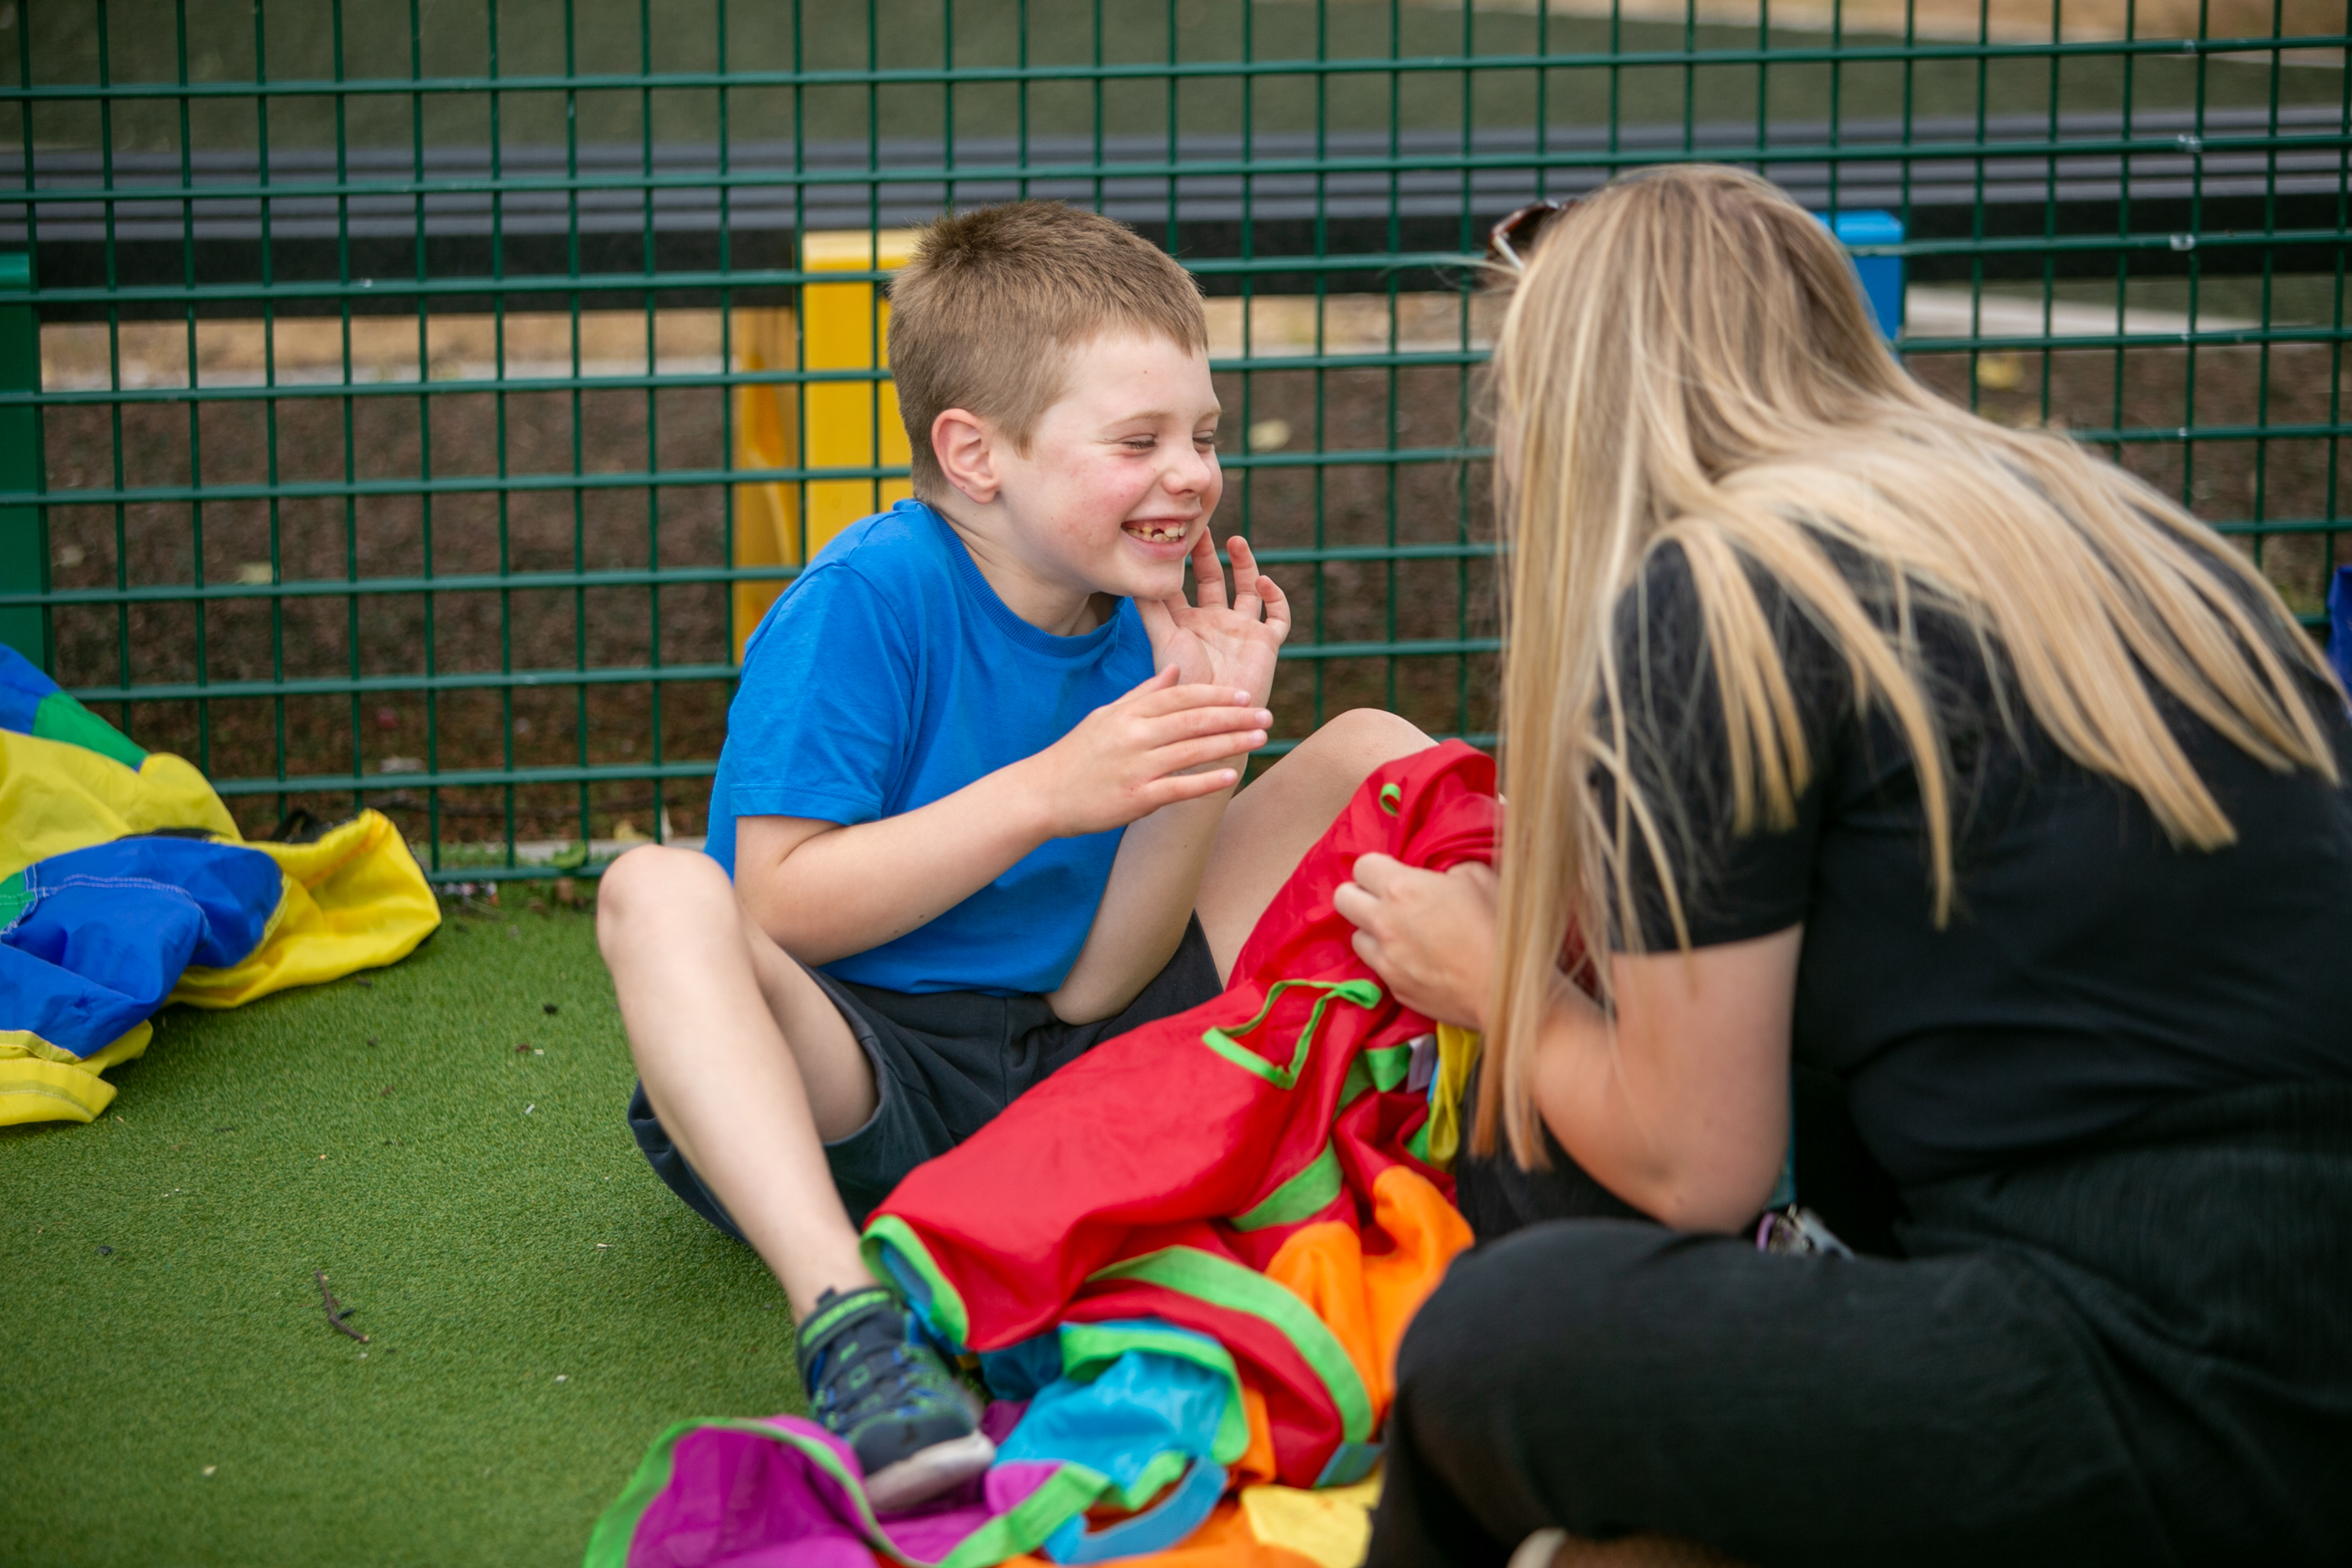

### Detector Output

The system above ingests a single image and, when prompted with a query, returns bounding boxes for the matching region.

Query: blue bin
[2330,565,2352,695]
[1820,210,1905,342]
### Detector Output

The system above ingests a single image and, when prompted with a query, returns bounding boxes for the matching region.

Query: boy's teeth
[1131,524,1186,542]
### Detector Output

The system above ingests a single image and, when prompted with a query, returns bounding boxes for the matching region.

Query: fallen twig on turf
[316,1271,370,1343]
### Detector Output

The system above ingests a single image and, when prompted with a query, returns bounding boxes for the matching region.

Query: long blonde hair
[1478,163,2344,1168]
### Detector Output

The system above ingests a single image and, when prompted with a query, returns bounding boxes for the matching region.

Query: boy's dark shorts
[627,915,1222,1236]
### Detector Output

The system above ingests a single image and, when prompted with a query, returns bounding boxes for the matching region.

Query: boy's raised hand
[1137,533,1291,710]
[1023,667,1271,838]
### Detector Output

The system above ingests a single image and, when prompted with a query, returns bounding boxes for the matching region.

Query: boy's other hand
[1137,533,1290,710]
[1026,667,1271,837]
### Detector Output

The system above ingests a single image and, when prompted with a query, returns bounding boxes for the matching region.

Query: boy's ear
[931,408,1000,506]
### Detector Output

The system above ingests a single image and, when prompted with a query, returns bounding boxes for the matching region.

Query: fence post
[0,252,44,670]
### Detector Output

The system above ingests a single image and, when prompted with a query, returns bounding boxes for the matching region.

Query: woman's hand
[1333,853,1498,1030]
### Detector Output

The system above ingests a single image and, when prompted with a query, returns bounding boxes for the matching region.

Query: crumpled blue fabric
[0,642,48,732]
[1,835,280,1054]
[994,1337,1233,1565]
[996,1345,1229,1492]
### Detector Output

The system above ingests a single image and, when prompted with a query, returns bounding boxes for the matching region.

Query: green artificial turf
[0,902,804,1568]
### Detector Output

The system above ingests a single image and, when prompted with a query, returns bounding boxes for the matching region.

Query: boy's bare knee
[1301,708,1434,785]
[1324,706,1434,760]
[596,844,732,951]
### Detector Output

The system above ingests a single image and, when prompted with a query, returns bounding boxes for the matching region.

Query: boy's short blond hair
[888,203,1208,493]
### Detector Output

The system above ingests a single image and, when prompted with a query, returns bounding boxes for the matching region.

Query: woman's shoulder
[1614,534,1854,712]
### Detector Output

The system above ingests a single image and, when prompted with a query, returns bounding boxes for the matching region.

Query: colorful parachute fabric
[589,1390,1379,1568]
[0,644,442,1125]
[591,743,1497,1567]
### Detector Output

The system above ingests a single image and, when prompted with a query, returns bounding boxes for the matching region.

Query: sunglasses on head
[1486,195,1583,272]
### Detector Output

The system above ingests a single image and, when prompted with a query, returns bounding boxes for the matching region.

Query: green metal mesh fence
[2,1,2345,881]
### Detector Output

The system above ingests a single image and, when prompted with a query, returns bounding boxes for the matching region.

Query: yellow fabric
[170,811,440,1008]
[1,708,439,1122]
[0,1022,152,1125]
[1237,1475,1382,1568]
[0,729,235,881]
[1426,1024,1482,1169]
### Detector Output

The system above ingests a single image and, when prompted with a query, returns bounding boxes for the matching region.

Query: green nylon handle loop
[1200,977,1382,1090]
[1377,782,1403,813]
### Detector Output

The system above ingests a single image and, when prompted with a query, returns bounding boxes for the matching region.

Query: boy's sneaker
[796,1285,994,1513]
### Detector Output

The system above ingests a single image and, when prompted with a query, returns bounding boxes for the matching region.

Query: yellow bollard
[728,304,800,661]
[729,229,918,662]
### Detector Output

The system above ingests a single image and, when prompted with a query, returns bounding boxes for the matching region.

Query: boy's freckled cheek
[1087,476,1157,531]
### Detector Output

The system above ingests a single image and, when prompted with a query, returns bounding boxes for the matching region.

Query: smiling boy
[596,203,1429,1510]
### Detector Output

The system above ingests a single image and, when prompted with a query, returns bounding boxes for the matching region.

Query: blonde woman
[1336,165,2352,1563]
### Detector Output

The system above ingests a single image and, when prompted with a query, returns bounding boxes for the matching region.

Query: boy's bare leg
[1197,707,1434,981]
[602,706,1429,1313]
[597,844,880,1322]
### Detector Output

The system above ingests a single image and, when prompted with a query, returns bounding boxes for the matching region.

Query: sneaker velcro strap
[796,1285,900,1356]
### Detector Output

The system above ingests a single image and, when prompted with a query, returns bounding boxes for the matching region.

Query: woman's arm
[1530,928,1798,1231]
[1336,855,1797,1232]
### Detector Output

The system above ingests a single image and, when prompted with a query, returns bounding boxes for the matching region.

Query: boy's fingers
[1118,666,1184,706]
[1138,768,1241,811]
[1129,681,1262,719]
[1188,530,1228,610]
[1227,536,1260,608]
[1254,570,1292,641]
[1150,730,1267,775]
[1136,703,1271,742]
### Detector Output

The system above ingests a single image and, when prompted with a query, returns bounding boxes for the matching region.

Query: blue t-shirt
[706,498,1156,996]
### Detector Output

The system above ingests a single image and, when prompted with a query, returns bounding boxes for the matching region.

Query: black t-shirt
[1607,542,2352,1188]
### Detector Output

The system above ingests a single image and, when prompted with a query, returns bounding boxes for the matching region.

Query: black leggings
[1368,1083,2352,1567]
